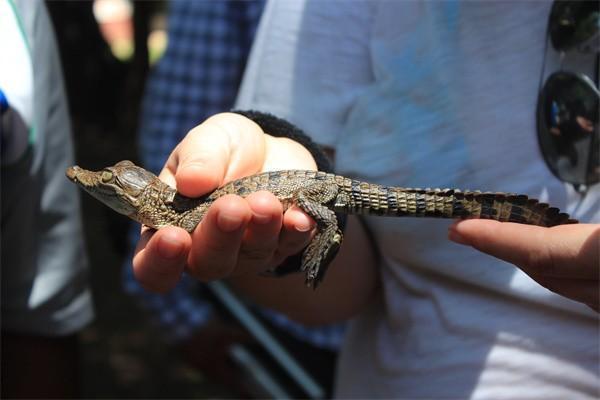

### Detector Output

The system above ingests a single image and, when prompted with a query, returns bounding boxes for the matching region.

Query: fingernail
[158,235,185,259]
[295,218,314,232]
[217,212,244,232]
[448,228,470,246]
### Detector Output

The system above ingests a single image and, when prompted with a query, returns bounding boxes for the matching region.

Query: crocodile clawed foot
[302,228,343,289]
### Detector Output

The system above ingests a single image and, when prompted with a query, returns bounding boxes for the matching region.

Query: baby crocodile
[66,160,577,287]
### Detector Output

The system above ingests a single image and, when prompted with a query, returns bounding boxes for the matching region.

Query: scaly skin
[66,160,577,287]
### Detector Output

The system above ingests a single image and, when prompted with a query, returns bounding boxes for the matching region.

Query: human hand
[449,220,600,312]
[132,113,318,292]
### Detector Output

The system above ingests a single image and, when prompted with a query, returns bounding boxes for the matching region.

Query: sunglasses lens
[549,1,600,52]
[537,71,600,186]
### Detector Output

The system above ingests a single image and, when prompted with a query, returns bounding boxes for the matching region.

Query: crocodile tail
[339,181,577,227]
[458,191,578,227]
[394,188,577,227]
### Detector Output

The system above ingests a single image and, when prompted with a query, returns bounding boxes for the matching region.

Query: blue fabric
[0,89,8,112]
[123,0,344,350]
[139,0,262,174]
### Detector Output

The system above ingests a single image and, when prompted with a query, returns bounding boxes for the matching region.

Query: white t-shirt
[237,1,599,398]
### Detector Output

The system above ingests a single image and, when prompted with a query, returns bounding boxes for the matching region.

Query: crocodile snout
[65,165,81,182]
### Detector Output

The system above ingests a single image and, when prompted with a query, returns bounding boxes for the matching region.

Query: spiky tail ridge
[339,181,577,227]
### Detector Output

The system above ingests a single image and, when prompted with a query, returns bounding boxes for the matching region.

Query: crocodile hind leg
[294,182,343,288]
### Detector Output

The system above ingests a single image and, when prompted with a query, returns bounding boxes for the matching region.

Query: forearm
[229,216,379,325]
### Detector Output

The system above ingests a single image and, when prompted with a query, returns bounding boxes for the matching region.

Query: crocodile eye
[101,171,114,183]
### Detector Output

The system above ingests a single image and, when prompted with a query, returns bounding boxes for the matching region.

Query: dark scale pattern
[67,162,578,288]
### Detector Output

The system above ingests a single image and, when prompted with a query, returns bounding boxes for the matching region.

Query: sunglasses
[536,0,599,191]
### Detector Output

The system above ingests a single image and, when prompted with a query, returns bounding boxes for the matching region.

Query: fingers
[449,220,600,279]
[132,226,191,293]
[186,192,314,280]
[130,112,324,291]
[236,192,284,276]
[132,193,315,291]
[231,194,313,275]
[276,206,315,263]
[187,194,253,281]
[449,220,600,310]
[162,113,267,197]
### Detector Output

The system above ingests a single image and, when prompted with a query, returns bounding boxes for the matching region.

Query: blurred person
[123,0,344,394]
[132,1,599,398]
[1,0,93,398]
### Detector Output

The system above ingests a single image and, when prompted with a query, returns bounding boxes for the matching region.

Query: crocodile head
[66,160,157,218]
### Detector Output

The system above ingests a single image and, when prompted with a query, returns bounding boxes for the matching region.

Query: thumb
[163,113,266,197]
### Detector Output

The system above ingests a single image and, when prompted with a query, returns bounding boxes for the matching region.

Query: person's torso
[237,1,600,397]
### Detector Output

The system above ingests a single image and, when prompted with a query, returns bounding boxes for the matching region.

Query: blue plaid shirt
[123,0,345,351]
